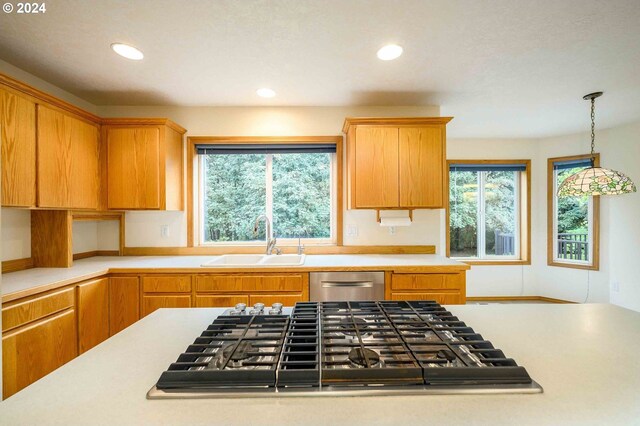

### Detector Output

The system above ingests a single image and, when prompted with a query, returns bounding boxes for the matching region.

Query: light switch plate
[161,225,170,238]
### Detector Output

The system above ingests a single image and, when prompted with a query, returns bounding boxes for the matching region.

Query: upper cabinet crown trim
[342,117,453,133]
[0,72,102,124]
[101,118,187,134]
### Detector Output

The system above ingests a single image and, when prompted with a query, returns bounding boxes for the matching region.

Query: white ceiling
[1,0,639,138]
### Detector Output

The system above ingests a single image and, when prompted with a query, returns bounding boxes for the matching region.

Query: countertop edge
[2,256,470,303]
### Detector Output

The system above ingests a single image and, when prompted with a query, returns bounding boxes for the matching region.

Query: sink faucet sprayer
[253,215,280,255]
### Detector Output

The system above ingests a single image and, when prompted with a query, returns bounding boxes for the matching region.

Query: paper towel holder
[376,209,414,223]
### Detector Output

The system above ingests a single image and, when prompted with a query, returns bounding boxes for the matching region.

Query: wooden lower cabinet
[109,277,140,336]
[249,294,305,307]
[388,272,466,304]
[390,292,463,304]
[77,278,110,354]
[142,275,192,293]
[195,274,304,293]
[142,295,192,317]
[195,295,249,308]
[2,309,77,399]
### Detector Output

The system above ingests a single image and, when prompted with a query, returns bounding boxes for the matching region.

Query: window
[547,154,600,270]
[196,142,338,245]
[448,160,530,263]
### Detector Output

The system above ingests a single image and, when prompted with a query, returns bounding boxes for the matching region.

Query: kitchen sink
[201,254,305,267]
[259,254,305,265]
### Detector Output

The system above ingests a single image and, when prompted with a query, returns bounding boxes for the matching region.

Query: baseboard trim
[2,257,35,274]
[466,296,576,304]
[73,250,120,260]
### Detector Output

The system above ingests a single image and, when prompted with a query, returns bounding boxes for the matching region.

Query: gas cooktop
[147,301,542,398]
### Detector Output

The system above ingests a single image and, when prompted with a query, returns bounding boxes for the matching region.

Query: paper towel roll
[379,217,412,227]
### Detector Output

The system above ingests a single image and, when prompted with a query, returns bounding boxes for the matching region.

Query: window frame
[187,136,344,249]
[547,154,600,270]
[446,159,531,265]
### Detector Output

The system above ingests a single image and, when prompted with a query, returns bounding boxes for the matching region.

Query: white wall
[98,105,443,249]
[536,121,640,309]
[0,208,30,261]
[72,221,120,254]
[605,121,640,311]
[0,59,97,114]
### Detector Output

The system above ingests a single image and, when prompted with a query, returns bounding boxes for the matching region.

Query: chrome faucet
[253,215,279,255]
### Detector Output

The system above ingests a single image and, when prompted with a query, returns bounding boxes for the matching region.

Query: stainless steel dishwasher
[309,271,385,302]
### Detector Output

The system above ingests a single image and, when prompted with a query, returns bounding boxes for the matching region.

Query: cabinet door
[248,294,305,307]
[2,309,77,399]
[109,277,140,336]
[37,105,100,209]
[390,292,464,305]
[142,295,191,317]
[399,126,444,207]
[354,126,399,208]
[77,278,110,354]
[1,89,36,207]
[107,127,160,209]
[195,295,249,308]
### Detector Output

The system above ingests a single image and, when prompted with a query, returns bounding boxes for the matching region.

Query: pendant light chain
[590,97,596,160]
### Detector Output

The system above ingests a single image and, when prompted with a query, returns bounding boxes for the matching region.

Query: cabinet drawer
[390,292,464,305]
[2,287,74,332]
[195,275,241,292]
[142,295,191,317]
[142,275,191,293]
[195,295,249,308]
[248,294,305,307]
[2,308,77,398]
[391,273,463,291]
[196,274,304,293]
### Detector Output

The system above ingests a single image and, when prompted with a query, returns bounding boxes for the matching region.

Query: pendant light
[557,92,637,197]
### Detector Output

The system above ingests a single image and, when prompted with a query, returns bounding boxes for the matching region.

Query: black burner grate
[155,301,533,390]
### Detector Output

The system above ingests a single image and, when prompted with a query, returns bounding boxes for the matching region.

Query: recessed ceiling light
[256,88,276,98]
[377,44,403,61]
[110,43,144,60]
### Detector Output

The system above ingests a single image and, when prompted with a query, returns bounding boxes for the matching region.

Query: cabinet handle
[321,281,374,288]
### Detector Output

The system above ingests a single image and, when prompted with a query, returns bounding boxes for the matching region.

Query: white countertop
[1,254,467,300]
[1,303,639,425]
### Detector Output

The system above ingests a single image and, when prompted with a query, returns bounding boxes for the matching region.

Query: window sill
[547,260,599,271]
[456,259,531,266]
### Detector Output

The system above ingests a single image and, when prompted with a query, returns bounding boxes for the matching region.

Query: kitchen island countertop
[1,303,639,425]
[1,254,468,302]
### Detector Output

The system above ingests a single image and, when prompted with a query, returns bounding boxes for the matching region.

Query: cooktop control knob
[253,303,265,311]
[271,303,283,311]
[268,308,280,315]
[248,309,260,315]
[235,303,247,312]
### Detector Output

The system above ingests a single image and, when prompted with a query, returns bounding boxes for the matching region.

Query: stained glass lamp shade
[557,166,637,196]
[557,91,637,197]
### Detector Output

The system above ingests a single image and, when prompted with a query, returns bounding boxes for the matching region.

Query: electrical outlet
[161,225,170,238]
[612,281,620,292]
[389,226,396,235]
[346,225,358,237]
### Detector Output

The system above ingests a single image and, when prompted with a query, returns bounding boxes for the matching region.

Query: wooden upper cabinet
[104,119,186,210]
[344,117,452,209]
[1,88,36,207]
[354,126,399,208]
[399,126,445,208]
[37,105,100,209]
